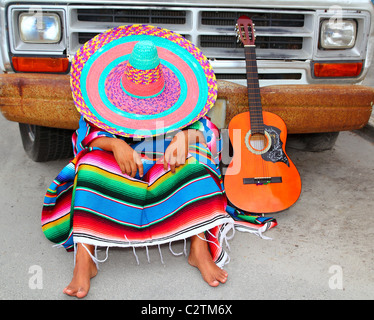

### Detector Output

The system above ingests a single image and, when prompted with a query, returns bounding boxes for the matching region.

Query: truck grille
[201,11,305,27]
[69,6,313,59]
[200,35,303,50]
[77,8,187,24]
[78,32,190,45]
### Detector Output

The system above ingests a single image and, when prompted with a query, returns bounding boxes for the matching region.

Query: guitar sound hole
[250,133,268,151]
[245,130,272,155]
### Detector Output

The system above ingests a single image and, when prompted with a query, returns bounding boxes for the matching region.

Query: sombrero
[70,24,217,138]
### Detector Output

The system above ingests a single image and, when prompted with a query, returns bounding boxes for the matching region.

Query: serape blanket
[41,116,277,267]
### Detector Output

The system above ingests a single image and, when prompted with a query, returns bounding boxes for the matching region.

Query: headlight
[19,12,61,43]
[320,19,356,49]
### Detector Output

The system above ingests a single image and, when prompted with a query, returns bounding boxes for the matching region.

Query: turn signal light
[12,56,69,73]
[313,62,363,78]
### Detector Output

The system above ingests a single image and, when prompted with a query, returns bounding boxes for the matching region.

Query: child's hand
[164,130,205,173]
[90,137,143,178]
[164,131,189,173]
[111,139,144,178]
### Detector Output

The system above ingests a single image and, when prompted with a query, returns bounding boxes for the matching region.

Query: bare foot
[63,243,98,298]
[188,234,228,287]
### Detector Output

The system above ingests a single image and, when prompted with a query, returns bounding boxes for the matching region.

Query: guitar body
[224,110,301,213]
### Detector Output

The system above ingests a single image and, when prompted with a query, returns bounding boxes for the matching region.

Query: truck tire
[287,132,339,152]
[19,123,74,162]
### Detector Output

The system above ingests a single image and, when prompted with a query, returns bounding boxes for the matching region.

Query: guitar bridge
[243,177,282,185]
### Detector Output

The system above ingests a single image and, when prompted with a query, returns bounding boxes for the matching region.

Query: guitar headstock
[235,15,256,46]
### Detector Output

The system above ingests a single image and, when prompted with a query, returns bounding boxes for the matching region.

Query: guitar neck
[245,45,264,134]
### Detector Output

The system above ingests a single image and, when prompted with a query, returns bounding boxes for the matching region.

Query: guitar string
[246,48,269,181]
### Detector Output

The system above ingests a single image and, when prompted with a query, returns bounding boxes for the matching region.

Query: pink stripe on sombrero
[85,43,199,132]
[121,69,165,97]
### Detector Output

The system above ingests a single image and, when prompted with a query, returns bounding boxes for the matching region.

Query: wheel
[19,123,74,162]
[286,132,339,152]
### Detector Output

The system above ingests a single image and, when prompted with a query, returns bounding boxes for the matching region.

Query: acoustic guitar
[224,15,301,214]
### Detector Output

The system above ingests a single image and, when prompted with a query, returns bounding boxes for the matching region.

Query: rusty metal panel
[0,73,80,129]
[0,73,373,133]
[217,81,374,133]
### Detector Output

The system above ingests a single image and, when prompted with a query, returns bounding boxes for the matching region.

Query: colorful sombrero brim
[70,25,217,138]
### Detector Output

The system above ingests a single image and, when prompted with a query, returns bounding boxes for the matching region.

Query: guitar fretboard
[245,46,264,134]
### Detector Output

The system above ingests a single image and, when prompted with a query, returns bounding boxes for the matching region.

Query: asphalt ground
[1,114,374,303]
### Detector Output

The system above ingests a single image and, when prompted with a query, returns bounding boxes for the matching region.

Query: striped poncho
[41,116,276,267]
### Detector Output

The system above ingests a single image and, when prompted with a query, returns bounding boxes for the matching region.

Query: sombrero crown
[70,24,217,138]
[122,40,165,98]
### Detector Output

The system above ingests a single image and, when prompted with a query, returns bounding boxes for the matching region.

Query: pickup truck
[1,0,373,161]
